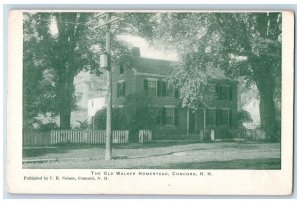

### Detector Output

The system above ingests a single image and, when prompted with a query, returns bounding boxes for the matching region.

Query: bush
[73,120,90,130]
[236,110,253,138]
[35,121,58,132]
[94,104,159,133]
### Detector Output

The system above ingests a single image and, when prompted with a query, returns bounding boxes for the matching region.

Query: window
[216,85,233,101]
[165,108,174,125]
[166,84,173,97]
[220,109,229,125]
[148,80,157,96]
[220,86,229,100]
[216,109,229,125]
[175,88,180,98]
[120,64,124,74]
[161,107,178,126]
[117,81,125,97]
[162,81,167,96]
[144,79,176,98]
[206,109,216,126]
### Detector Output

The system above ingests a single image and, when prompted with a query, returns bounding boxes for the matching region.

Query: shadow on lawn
[114,140,205,149]
[23,148,69,158]
[141,158,281,170]
[22,141,199,158]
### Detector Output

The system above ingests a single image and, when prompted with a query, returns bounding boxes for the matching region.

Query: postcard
[7,10,294,195]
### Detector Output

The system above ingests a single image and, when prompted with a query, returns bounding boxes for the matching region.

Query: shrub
[236,110,253,138]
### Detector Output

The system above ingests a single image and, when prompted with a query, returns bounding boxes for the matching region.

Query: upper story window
[175,88,180,98]
[148,80,157,96]
[166,83,173,97]
[120,64,124,74]
[117,80,125,97]
[144,79,158,96]
[144,79,178,98]
[215,85,233,101]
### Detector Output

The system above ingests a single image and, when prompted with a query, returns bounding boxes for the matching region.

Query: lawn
[23,141,281,169]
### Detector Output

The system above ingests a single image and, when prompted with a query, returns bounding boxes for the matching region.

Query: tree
[24,12,132,129]
[23,13,57,129]
[24,13,92,129]
[131,12,281,141]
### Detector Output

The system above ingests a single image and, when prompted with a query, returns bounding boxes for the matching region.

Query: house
[71,71,106,128]
[242,96,261,129]
[112,47,238,140]
[88,96,106,129]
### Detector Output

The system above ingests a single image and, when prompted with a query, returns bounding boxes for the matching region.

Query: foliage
[236,110,253,138]
[94,92,159,132]
[237,110,253,126]
[23,12,282,140]
[129,12,282,141]
[73,120,90,130]
[34,120,58,132]
[23,12,137,129]
[23,14,57,128]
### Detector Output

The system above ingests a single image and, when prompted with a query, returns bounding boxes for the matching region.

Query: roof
[129,56,238,84]
[242,96,260,110]
[130,56,174,76]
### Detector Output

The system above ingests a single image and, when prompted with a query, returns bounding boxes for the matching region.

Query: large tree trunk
[254,63,277,141]
[57,70,75,129]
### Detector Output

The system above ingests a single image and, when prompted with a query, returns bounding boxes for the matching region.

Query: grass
[23,140,203,158]
[148,158,281,169]
[22,141,281,169]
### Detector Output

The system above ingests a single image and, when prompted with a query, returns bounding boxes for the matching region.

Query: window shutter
[117,83,120,97]
[156,108,162,124]
[120,64,124,74]
[174,108,179,126]
[229,109,233,127]
[162,81,167,97]
[144,79,148,95]
[206,109,210,125]
[215,85,220,100]
[175,88,179,98]
[219,86,223,100]
[216,109,221,126]
[123,82,126,97]
[162,107,166,125]
[229,86,233,101]
[157,80,162,96]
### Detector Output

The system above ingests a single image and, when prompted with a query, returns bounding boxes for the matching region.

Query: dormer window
[120,64,124,74]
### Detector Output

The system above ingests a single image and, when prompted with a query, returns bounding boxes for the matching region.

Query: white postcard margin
[6,10,294,195]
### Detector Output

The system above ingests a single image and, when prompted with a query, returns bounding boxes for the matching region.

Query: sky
[49,18,178,61]
[117,35,178,61]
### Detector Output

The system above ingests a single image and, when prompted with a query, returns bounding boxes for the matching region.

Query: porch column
[195,111,198,135]
[203,108,206,140]
[187,109,189,136]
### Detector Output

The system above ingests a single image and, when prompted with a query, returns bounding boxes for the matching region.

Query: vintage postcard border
[6,10,294,195]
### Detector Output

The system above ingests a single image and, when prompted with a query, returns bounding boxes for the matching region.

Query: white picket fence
[23,130,129,147]
[23,131,51,147]
[139,129,152,143]
[51,130,129,144]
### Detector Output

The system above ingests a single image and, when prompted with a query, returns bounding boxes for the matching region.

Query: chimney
[131,47,140,57]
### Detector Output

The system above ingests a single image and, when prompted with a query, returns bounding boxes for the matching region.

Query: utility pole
[98,12,121,160]
[105,13,112,161]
